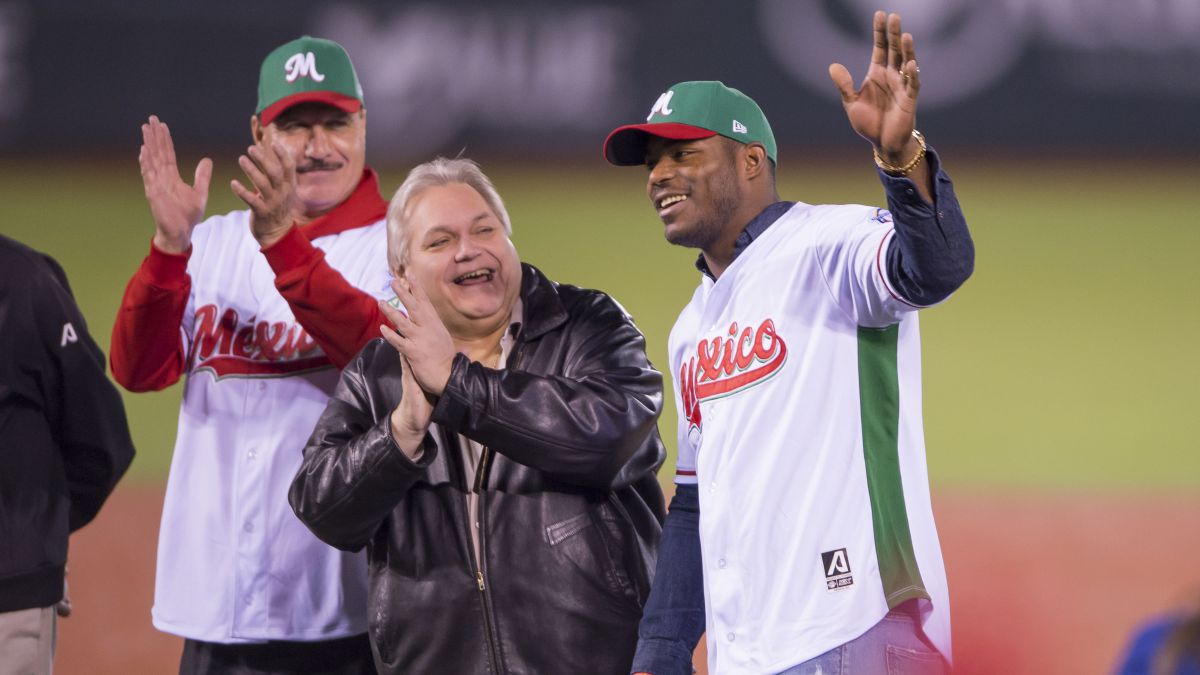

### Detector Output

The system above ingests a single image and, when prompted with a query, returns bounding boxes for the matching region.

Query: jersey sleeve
[673,409,699,486]
[813,149,974,328]
[109,240,193,391]
[811,207,912,328]
[263,226,390,370]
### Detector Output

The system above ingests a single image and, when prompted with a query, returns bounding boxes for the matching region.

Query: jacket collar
[515,263,568,340]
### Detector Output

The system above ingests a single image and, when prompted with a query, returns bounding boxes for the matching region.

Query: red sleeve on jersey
[262,226,387,370]
[110,241,191,392]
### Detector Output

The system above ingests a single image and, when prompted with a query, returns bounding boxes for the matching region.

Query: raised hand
[378,278,457,397]
[231,140,301,249]
[139,116,212,254]
[828,11,921,165]
[388,353,435,460]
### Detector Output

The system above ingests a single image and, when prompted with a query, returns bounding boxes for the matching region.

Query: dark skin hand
[829,10,934,204]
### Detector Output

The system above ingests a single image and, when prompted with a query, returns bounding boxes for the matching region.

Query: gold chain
[873,129,926,176]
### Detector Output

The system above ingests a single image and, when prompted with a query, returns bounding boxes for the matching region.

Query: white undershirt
[458,300,522,570]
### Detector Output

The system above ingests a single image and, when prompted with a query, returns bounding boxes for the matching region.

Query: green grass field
[4,156,1197,489]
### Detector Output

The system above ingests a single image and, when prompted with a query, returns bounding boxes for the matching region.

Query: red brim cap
[259,91,363,127]
[603,122,718,166]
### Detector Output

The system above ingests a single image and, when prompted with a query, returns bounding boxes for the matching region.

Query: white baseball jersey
[669,202,951,674]
[151,210,391,642]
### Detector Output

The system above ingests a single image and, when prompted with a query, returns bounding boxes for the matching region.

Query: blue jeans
[776,607,946,675]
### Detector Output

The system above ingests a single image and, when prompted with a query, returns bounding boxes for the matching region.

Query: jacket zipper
[468,445,501,670]
[472,332,518,671]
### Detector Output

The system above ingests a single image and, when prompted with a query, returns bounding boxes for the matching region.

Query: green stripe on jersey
[857,324,930,607]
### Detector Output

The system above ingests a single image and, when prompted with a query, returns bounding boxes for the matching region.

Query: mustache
[296,158,344,174]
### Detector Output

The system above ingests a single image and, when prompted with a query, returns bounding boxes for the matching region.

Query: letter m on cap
[284,52,325,83]
[646,90,675,121]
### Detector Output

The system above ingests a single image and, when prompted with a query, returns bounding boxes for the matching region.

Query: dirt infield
[56,485,1200,674]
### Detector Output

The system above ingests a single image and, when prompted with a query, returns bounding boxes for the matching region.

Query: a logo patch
[822,548,854,591]
[60,322,77,347]
[732,119,748,134]
[284,52,326,83]
[647,90,675,120]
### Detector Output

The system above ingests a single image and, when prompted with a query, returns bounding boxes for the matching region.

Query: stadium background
[2,1,1197,673]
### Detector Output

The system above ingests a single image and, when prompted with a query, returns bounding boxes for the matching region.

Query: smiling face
[398,182,522,339]
[253,102,367,220]
[645,135,744,251]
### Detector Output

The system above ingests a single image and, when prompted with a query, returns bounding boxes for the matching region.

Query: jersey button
[243,521,253,533]
[718,558,726,569]
[727,632,735,642]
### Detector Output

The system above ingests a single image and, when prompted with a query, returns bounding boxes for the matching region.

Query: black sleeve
[629,484,705,675]
[430,294,664,490]
[289,341,437,552]
[879,148,976,306]
[34,254,136,531]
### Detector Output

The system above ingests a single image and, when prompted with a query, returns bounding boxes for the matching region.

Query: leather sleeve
[289,340,437,552]
[431,292,663,490]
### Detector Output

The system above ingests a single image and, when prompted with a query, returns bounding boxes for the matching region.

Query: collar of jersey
[300,168,389,240]
[694,200,795,280]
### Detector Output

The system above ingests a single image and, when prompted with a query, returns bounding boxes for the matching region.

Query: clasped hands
[378,279,456,458]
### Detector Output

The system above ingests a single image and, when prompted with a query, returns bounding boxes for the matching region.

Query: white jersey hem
[153,609,368,643]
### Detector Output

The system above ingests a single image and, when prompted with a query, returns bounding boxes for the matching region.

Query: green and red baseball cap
[604,81,777,166]
[256,36,364,126]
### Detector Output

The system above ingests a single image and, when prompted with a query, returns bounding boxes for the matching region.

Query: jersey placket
[231,374,270,637]
[231,265,280,637]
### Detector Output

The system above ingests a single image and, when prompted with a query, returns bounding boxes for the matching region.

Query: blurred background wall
[3,0,1197,159]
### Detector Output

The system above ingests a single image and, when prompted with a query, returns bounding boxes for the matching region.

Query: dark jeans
[179,634,376,675]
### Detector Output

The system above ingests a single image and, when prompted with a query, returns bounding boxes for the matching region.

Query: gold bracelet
[873,130,926,176]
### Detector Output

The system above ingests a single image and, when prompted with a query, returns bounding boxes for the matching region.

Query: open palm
[828,11,920,159]
[139,115,212,253]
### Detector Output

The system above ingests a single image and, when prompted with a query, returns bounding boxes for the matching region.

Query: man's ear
[250,115,265,145]
[742,143,769,181]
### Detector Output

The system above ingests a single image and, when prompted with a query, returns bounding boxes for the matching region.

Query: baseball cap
[604,81,776,166]
[256,36,364,126]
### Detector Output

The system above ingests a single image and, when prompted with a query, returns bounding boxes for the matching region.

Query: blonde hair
[386,157,512,273]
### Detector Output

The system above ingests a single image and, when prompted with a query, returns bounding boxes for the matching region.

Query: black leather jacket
[289,264,666,675]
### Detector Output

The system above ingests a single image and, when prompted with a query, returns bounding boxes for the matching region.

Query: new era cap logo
[284,52,325,83]
[822,548,854,591]
[647,90,675,120]
[732,119,748,134]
